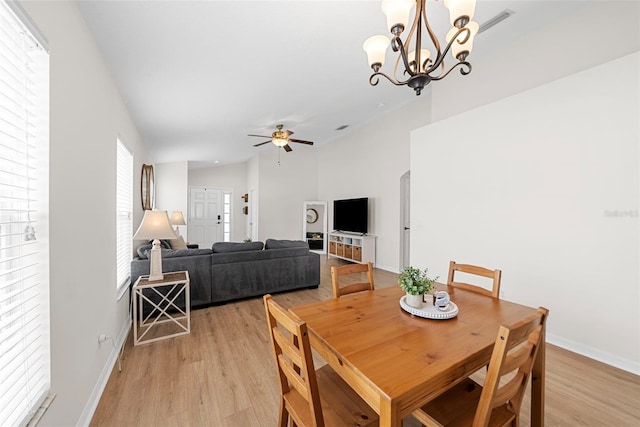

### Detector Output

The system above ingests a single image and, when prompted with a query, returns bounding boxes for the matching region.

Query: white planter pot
[405,293,424,309]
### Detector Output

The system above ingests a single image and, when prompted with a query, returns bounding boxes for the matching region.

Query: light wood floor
[91,257,640,426]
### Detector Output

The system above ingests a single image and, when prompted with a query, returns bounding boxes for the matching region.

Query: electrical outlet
[98,333,108,343]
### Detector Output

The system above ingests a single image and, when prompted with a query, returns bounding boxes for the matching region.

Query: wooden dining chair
[263,294,378,427]
[448,261,502,299]
[411,307,549,427]
[331,262,375,299]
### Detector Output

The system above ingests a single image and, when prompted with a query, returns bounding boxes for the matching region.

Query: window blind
[116,139,132,293]
[0,1,51,426]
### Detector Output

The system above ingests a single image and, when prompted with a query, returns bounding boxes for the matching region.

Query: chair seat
[418,378,515,427]
[316,364,379,426]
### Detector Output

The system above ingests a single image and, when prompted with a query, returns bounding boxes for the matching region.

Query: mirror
[141,164,155,210]
[302,201,327,254]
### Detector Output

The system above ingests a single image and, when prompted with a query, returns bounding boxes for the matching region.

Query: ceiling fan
[248,124,314,152]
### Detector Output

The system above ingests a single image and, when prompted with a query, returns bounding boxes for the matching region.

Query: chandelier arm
[369,71,409,87]
[421,0,442,62]
[396,37,416,77]
[429,61,472,81]
[425,27,470,75]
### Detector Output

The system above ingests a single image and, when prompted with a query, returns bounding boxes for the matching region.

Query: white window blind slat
[116,139,132,292]
[0,1,50,426]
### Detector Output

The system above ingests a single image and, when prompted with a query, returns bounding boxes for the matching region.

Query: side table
[132,270,190,346]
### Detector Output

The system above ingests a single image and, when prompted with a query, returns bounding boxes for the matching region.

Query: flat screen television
[333,197,368,234]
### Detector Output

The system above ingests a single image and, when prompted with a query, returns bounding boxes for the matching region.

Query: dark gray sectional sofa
[130,239,320,309]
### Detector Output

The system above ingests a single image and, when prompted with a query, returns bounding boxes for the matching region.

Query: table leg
[531,321,546,426]
[379,399,401,427]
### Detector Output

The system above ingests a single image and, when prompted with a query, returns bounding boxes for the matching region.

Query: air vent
[479,9,514,34]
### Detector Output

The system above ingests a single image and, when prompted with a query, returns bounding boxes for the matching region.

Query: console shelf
[328,232,376,265]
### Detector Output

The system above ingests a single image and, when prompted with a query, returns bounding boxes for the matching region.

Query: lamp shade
[363,35,390,68]
[170,211,186,226]
[444,0,476,27]
[133,210,177,240]
[446,21,478,60]
[381,0,415,33]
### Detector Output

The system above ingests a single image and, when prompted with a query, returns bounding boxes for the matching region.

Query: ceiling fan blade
[248,134,271,138]
[283,144,293,152]
[253,140,272,147]
[289,138,314,145]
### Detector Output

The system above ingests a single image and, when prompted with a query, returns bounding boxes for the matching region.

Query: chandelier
[363,0,478,95]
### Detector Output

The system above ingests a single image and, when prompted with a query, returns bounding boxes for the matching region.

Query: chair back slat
[472,307,548,427]
[331,262,375,298]
[448,260,502,299]
[264,295,324,427]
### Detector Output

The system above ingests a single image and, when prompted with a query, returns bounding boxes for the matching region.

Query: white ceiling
[76,0,585,167]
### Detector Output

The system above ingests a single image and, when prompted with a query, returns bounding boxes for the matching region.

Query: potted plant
[398,266,439,308]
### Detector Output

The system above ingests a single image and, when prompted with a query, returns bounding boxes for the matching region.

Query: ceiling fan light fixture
[272,136,288,147]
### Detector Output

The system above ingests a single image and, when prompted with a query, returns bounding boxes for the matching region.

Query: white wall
[316,95,431,272]
[411,52,639,373]
[430,1,640,122]
[155,161,189,240]
[19,1,152,425]
[256,147,318,241]
[188,162,248,241]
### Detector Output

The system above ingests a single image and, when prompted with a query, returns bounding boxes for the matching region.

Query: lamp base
[148,239,164,281]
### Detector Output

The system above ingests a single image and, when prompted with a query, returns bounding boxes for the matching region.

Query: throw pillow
[136,243,153,259]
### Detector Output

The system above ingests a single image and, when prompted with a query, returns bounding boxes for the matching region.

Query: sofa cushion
[210,246,309,264]
[212,241,264,253]
[139,247,212,259]
[265,239,309,249]
[162,248,213,258]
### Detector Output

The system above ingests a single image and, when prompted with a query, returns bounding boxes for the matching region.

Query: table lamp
[169,211,186,237]
[133,210,177,281]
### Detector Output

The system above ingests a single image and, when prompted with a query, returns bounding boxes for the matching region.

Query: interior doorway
[400,171,410,269]
[302,201,327,254]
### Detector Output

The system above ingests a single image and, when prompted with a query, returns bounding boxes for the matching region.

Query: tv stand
[328,232,375,265]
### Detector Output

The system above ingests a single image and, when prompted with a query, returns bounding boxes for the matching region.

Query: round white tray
[399,296,459,320]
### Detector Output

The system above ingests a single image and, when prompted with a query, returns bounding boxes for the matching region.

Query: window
[0,1,51,426]
[222,192,231,242]
[116,139,132,296]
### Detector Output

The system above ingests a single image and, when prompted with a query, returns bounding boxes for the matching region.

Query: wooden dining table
[290,285,546,427]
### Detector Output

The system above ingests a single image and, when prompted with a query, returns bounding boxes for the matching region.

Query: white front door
[189,187,223,248]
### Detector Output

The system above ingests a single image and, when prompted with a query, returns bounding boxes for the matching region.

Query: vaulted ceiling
[77,0,585,167]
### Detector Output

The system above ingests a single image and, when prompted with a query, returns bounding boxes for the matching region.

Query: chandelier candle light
[363,0,478,95]
[133,210,177,281]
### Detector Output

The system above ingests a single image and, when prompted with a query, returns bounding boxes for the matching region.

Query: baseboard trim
[547,332,639,375]
[76,317,131,427]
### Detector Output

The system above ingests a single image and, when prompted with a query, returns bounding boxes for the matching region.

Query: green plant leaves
[398,266,439,295]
